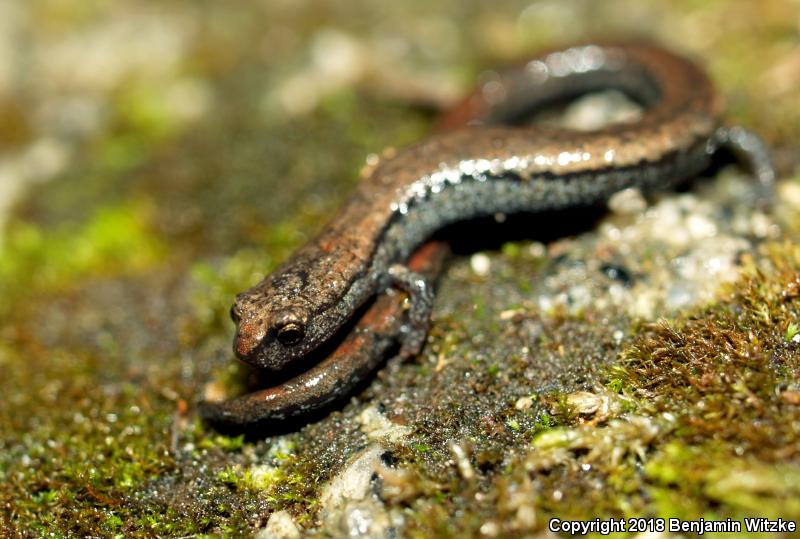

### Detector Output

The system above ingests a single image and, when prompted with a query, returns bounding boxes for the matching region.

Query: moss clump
[602,242,800,526]
[0,200,164,314]
[620,242,800,461]
[645,442,800,520]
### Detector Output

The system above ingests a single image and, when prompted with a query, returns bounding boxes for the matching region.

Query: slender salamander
[200,41,774,429]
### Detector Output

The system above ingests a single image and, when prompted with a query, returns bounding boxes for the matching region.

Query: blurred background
[2,1,797,245]
[1,0,799,536]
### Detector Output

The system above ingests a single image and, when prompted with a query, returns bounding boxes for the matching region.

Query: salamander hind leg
[711,126,776,203]
[387,263,434,358]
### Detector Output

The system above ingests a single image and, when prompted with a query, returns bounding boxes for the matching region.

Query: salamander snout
[231,302,266,359]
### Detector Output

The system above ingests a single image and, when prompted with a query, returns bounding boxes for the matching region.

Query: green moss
[784,321,799,342]
[202,434,246,452]
[0,200,164,312]
[216,466,242,486]
[534,410,555,431]
[243,465,286,491]
[500,242,521,258]
[614,242,800,520]
[114,83,189,142]
[646,442,800,521]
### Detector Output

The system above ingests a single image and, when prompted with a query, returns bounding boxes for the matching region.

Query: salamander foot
[387,263,434,358]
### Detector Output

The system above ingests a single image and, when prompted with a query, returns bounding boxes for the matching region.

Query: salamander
[200,41,774,428]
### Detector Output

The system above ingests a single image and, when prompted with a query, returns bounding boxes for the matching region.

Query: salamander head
[230,269,325,370]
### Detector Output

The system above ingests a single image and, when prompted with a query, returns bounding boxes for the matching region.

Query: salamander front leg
[712,126,776,202]
[387,263,434,358]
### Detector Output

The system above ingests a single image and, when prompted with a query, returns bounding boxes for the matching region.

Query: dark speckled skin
[201,41,774,428]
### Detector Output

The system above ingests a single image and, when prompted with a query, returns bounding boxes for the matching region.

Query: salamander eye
[276,322,305,346]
